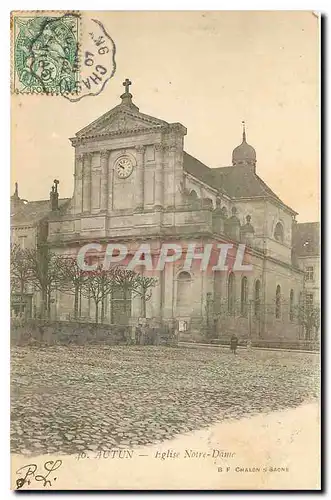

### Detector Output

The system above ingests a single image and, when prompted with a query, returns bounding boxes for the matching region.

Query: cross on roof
[122,78,132,94]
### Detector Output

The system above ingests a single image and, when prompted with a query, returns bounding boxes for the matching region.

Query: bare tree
[80,264,117,324]
[295,303,320,340]
[56,256,87,320]
[80,266,158,324]
[132,274,158,318]
[111,267,138,317]
[10,243,32,316]
[24,247,63,318]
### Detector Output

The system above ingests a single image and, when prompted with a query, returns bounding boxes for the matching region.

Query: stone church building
[12,80,316,342]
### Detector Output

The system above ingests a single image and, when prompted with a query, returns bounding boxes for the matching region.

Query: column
[152,269,163,320]
[131,293,142,321]
[154,144,164,209]
[82,153,92,213]
[174,145,184,207]
[100,149,110,212]
[162,261,174,319]
[134,145,145,211]
[74,153,83,214]
[168,143,177,208]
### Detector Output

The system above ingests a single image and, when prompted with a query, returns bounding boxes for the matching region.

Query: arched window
[254,280,261,317]
[274,222,284,242]
[240,276,248,317]
[228,272,235,315]
[202,197,213,210]
[176,271,192,309]
[188,190,199,209]
[289,289,294,321]
[221,206,228,218]
[275,285,281,318]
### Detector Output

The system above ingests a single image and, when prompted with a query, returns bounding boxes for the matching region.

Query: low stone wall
[11,320,176,346]
[11,320,132,346]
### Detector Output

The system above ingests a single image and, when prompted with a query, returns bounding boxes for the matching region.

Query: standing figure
[135,323,142,345]
[230,334,239,354]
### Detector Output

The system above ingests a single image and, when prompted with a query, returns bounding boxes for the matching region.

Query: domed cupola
[232,121,256,168]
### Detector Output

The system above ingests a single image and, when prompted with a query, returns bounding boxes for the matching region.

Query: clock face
[115,157,133,179]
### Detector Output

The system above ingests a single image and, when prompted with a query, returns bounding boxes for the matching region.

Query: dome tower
[232,121,256,168]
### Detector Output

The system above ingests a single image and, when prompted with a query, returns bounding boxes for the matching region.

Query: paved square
[11,346,319,456]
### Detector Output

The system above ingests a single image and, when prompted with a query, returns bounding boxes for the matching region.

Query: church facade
[40,80,308,342]
[13,80,317,342]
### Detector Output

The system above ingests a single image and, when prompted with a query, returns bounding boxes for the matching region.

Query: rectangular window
[305,266,314,281]
[305,293,314,310]
[18,235,27,249]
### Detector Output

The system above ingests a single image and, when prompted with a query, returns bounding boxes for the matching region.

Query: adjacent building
[293,222,320,309]
[10,182,69,318]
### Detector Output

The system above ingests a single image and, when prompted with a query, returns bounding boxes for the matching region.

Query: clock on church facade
[115,157,134,179]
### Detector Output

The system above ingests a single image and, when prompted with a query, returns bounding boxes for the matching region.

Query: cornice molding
[70,123,187,147]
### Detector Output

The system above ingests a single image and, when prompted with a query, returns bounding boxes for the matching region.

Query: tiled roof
[183,152,295,212]
[11,198,70,226]
[292,222,320,256]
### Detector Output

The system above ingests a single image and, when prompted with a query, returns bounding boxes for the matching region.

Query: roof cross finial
[242,120,246,142]
[122,78,132,95]
[119,78,139,110]
[53,179,59,193]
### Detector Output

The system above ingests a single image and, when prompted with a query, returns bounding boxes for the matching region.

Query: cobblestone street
[11,346,319,456]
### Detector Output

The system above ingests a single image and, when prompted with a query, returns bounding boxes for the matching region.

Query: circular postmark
[63,18,116,102]
[14,13,80,95]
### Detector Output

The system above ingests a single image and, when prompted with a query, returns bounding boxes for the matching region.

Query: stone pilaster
[100,149,110,212]
[134,145,145,211]
[162,261,174,319]
[154,144,164,209]
[167,143,178,208]
[74,153,84,214]
[152,270,163,320]
[173,144,183,208]
[82,153,92,213]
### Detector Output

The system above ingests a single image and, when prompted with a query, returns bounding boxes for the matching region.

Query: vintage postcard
[10,11,320,490]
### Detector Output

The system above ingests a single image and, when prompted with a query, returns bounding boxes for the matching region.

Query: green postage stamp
[11,12,80,95]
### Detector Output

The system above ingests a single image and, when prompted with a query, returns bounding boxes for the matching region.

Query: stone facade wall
[298,255,320,305]
[11,225,37,249]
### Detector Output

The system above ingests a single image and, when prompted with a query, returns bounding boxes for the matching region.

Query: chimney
[11,182,23,213]
[50,179,59,211]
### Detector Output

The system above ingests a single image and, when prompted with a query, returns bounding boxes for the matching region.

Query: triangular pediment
[76,106,169,139]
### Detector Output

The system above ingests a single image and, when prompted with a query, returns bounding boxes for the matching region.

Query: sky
[11,10,319,222]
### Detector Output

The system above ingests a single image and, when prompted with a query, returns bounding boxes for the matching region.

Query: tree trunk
[74,286,79,320]
[95,302,99,324]
[19,280,25,317]
[142,294,146,318]
[79,288,82,317]
[40,287,47,319]
[101,298,104,324]
[47,289,51,319]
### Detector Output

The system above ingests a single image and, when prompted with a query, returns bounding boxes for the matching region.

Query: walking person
[230,333,239,354]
